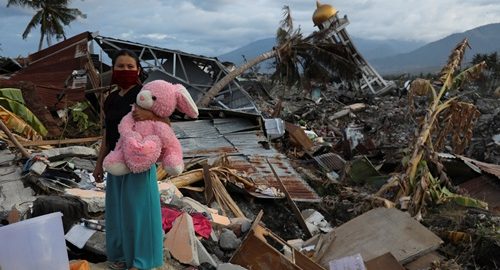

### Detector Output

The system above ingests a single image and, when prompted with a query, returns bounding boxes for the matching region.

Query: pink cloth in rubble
[161,207,212,239]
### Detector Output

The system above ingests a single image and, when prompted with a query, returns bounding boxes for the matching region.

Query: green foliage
[0,88,25,104]
[69,101,97,133]
[427,172,488,210]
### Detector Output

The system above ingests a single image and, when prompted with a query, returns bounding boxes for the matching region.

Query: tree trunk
[197,50,276,107]
[38,32,44,51]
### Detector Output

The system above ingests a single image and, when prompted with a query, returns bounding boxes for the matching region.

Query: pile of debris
[1,33,499,270]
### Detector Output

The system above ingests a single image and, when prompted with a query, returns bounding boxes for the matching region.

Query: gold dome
[312,0,338,26]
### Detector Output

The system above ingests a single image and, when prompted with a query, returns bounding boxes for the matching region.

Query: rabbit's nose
[140,96,145,101]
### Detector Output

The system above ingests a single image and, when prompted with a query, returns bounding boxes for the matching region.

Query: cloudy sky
[1,0,500,58]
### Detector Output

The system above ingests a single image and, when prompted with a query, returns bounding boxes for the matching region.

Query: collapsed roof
[2,31,258,114]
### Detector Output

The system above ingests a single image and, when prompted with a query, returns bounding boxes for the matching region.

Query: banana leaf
[442,187,488,210]
[0,88,25,104]
[0,105,41,141]
[0,97,47,136]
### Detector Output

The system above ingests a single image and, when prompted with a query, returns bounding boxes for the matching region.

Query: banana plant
[0,88,48,136]
[0,88,26,104]
[378,38,488,215]
[0,105,42,141]
[0,97,48,136]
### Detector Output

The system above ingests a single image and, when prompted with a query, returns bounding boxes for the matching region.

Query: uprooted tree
[377,38,488,216]
[197,6,357,107]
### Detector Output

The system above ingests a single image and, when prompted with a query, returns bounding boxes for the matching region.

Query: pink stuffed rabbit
[103,80,198,176]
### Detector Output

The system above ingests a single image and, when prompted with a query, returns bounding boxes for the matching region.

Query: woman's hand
[93,163,104,183]
[132,106,155,121]
[133,106,170,125]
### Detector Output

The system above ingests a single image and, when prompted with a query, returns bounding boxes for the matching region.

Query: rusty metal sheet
[459,176,500,214]
[228,155,320,202]
[7,32,93,110]
[456,155,500,180]
[172,117,320,202]
[28,32,92,63]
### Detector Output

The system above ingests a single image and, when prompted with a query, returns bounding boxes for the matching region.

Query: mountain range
[217,23,500,75]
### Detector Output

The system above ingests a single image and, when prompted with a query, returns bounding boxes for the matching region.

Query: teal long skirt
[105,165,163,269]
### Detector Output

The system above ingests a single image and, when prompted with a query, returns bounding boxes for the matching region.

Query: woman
[93,49,164,270]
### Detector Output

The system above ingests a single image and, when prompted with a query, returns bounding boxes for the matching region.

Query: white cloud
[140,33,175,41]
[0,0,499,57]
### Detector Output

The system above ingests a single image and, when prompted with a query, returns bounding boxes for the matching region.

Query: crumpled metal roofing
[5,32,95,110]
[439,153,500,180]
[172,114,320,202]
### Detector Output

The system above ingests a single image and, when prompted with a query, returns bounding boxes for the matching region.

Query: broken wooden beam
[11,136,102,147]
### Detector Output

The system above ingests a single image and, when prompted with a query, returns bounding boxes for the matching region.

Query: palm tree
[198,6,357,107]
[7,0,86,51]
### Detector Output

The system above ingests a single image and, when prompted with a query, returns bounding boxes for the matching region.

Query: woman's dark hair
[111,49,147,82]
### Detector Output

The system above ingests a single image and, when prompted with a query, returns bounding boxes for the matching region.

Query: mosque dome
[312,0,338,26]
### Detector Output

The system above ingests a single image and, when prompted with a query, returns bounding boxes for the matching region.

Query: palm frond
[22,11,43,39]
[280,6,293,35]
[7,0,35,7]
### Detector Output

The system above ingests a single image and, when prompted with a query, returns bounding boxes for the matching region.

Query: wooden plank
[318,208,443,268]
[231,218,325,270]
[203,163,214,204]
[14,136,102,147]
[294,249,326,270]
[231,232,302,270]
[284,122,313,151]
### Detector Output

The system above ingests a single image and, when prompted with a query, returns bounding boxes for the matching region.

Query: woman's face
[114,55,139,72]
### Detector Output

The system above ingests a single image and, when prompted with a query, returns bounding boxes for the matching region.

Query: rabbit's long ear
[175,85,199,118]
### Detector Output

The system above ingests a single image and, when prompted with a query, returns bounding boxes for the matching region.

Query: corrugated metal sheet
[439,153,500,180]
[172,118,320,202]
[313,152,346,172]
[7,32,93,110]
[213,118,260,134]
[456,155,500,180]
